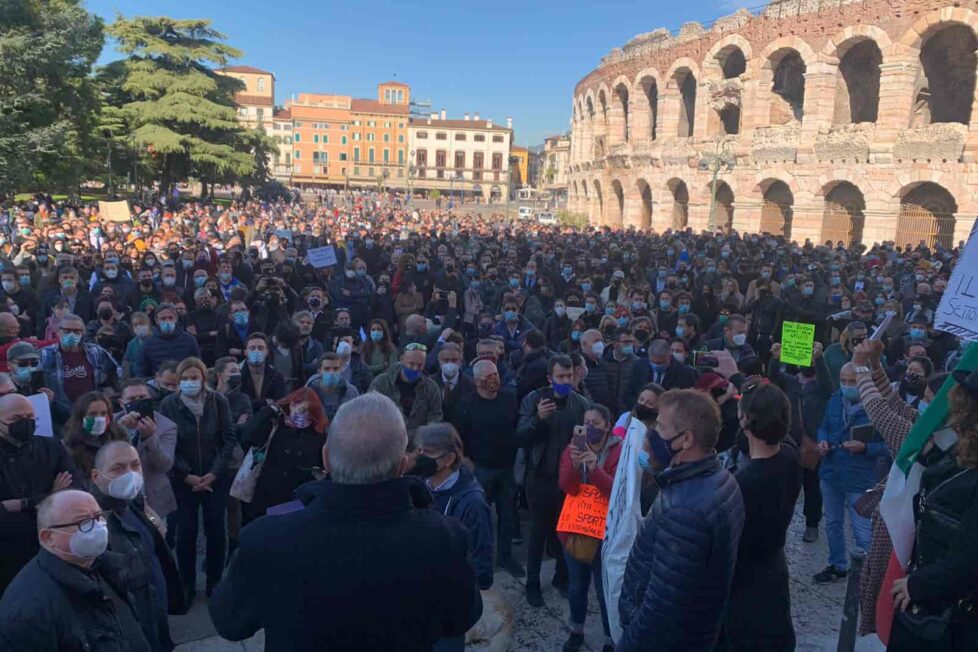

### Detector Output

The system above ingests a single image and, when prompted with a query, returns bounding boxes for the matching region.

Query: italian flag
[875,342,978,643]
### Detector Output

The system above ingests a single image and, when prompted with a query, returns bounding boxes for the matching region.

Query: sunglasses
[404,343,428,353]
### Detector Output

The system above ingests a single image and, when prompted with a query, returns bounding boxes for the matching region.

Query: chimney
[440,109,447,120]
[474,113,480,121]
[487,119,493,129]
[430,112,438,120]
[464,113,470,121]
[506,117,513,129]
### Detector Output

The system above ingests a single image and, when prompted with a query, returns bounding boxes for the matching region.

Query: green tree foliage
[107,16,254,196]
[0,0,104,196]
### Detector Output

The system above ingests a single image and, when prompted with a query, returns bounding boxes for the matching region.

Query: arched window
[834,40,882,124]
[914,25,978,125]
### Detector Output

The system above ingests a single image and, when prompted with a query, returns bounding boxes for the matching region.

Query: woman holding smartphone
[558,403,622,652]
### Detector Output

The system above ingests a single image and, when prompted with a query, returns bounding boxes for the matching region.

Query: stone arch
[636,178,653,230]
[759,179,794,238]
[704,34,754,76]
[759,36,818,71]
[667,178,690,230]
[832,38,883,124]
[914,23,978,125]
[612,76,631,144]
[898,7,978,49]
[596,85,610,123]
[610,179,625,228]
[822,25,893,58]
[667,59,700,138]
[707,180,735,231]
[592,179,604,225]
[821,181,867,245]
[766,48,807,124]
[633,68,663,142]
[896,182,958,249]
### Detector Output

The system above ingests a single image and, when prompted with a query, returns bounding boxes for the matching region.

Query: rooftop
[350,98,410,115]
[220,65,274,76]
[234,93,274,107]
[409,118,511,132]
[379,80,410,87]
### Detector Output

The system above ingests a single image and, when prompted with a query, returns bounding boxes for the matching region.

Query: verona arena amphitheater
[567,0,978,247]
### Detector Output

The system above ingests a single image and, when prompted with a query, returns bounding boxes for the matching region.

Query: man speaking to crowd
[208,392,480,650]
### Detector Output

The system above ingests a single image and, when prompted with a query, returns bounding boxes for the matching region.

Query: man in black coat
[432,343,475,424]
[0,490,153,651]
[624,339,700,410]
[515,329,550,404]
[210,392,480,651]
[0,393,81,593]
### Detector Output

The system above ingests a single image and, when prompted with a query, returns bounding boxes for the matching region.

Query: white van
[518,206,534,220]
[537,211,557,225]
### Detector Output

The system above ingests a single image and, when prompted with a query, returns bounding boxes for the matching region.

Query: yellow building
[510,146,529,188]
[216,65,276,131]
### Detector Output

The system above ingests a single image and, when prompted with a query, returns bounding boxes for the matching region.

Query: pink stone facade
[567,0,978,247]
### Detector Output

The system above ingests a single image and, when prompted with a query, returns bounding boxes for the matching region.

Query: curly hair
[948,385,978,468]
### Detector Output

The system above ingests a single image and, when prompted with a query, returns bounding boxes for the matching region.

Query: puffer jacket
[429,466,494,590]
[602,348,638,416]
[158,389,236,483]
[618,455,745,652]
[583,355,611,409]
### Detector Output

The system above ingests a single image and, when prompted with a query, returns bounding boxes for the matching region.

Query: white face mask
[104,471,144,501]
[592,341,605,357]
[336,341,352,357]
[56,520,109,560]
[441,362,459,378]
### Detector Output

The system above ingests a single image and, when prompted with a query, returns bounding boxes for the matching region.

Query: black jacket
[209,477,481,651]
[625,358,700,410]
[583,354,612,409]
[516,388,590,480]
[0,437,80,593]
[0,549,151,652]
[141,330,201,377]
[516,346,550,404]
[158,390,236,483]
[602,348,639,416]
[433,372,476,425]
[240,363,288,413]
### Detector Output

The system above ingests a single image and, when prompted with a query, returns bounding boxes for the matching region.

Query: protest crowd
[0,189,975,652]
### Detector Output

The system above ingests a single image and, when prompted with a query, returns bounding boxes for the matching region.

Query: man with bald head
[0,393,78,592]
[453,359,524,577]
[0,489,152,651]
[210,392,479,650]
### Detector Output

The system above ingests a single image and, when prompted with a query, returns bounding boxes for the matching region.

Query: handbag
[895,604,953,641]
[563,533,600,564]
[230,421,280,503]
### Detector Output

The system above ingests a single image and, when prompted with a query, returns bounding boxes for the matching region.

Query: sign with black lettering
[935,220,978,342]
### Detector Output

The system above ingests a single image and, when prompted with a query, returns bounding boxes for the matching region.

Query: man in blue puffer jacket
[617,389,744,652]
[813,361,885,584]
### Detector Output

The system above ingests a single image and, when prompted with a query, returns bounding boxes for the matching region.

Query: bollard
[836,550,866,652]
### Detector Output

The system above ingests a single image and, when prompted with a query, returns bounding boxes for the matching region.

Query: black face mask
[98,308,114,320]
[633,330,649,343]
[902,374,926,396]
[226,375,242,391]
[478,324,493,337]
[634,404,657,423]
[412,454,439,478]
[0,417,35,451]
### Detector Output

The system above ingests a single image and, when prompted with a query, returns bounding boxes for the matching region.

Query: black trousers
[525,475,567,587]
[803,466,823,528]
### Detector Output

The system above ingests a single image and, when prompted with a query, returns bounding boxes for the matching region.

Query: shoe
[802,526,819,543]
[813,565,848,584]
[562,633,584,652]
[499,556,526,578]
[526,583,544,607]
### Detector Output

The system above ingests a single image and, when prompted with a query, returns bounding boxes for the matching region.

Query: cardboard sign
[935,220,978,341]
[27,393,53,437]
[557,483,609,540]
[306,245,337,268]
[781,321,816,367]
[98,200,131,223]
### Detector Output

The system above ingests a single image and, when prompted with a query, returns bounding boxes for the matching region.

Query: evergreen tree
[0,0,104,196]
[107,16,253,197]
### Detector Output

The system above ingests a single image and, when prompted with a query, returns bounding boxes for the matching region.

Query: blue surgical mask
[585,303,596,313]
[402,367,421,383]
[416,263,428,272]
[233,312,249,326]
[581,283,592,292]
[509,278,520,288]
[179,380,202,395]
[637,449,653,473]
[659,299,671,310]
[552,381,572,398]
[650,361,667,373]
[60,333,81,348]
[910,328,926,341]
[675,326,685,338]
[247,350,266,366]
[677,304,690,314]
[194,276,206,287]
[841,386,860,401]
[159,321,176,334]
[370,330,384,342]
[621,345,634,356]
[504,310,517,321]
[605,306,615,316]
[571,331,581,342]
[321,371,340,387]
[617,317,628,327]
[802,286,814,297]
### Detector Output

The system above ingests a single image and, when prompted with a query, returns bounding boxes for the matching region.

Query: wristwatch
[853,365,871,374]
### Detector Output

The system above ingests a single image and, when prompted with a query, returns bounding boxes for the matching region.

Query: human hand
[537,398,557,420]
[51,471,73,492]
[237,413,249,424]
[184,474,202,488]
[579,450,598,471]
[40,388,54,403]
[867,339,884,369]
[842,440,867,455]
[341,288,351,296]
[891,578,913,613]
[817,441,831,457]
[713,350,739,379]
[117,411,140,430]
[1,499,23,512]
[193,473,216,492]
[135,417,156,440]
[852,341,870,366]
[186,325,197,335]
[771,343,782,360]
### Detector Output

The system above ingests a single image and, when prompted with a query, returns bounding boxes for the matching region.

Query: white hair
[327,392,407,485]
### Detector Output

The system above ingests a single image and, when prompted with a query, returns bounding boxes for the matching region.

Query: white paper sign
[934,220,978,341]
[306,246,337,269]
[28,393,53,437]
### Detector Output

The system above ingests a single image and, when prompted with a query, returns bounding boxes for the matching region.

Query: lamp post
[407,150,415,207]
[698,136,736,233]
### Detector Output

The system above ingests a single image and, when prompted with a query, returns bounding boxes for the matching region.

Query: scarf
[179,389,206,418]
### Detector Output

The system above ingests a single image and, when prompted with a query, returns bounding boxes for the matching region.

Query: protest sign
[28,393,53,437]
[781,321,816,367]
[307,246,337,268]
[557,483,610,540]
[98,200,131,223]
[934,220,978,341]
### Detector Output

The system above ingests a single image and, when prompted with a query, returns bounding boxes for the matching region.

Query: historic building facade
[567,0,978,248]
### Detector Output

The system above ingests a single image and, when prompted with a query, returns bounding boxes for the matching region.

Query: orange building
[284,81,411,189]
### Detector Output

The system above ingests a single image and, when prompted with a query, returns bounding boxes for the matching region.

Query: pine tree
[0,0,104,196]
[107,16,254,197]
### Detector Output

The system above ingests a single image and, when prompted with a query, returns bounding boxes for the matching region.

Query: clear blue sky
[85,0,745,145]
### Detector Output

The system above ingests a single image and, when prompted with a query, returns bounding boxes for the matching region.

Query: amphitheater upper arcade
[567,0,978,248]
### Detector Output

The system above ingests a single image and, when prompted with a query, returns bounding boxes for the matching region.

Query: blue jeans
[820,480,872,571]
[563,543,610,637]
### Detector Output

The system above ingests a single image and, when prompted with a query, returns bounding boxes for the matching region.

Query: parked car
[537,211,557,225]
[518,206,534,220]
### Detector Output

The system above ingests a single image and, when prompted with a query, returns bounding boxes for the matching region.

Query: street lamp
[407,150,415,206]
[698,136,736,232]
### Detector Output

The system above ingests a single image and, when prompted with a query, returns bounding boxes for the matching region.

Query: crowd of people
[0,189,975,652]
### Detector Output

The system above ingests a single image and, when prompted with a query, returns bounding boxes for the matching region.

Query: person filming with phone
[813,361,886,584]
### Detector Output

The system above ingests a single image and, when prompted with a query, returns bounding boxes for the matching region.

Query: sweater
[452,390,519,469]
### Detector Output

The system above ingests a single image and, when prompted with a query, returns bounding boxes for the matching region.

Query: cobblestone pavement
[172,502,885,651]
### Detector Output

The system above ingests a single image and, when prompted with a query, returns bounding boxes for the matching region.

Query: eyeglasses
[11,359,39,368]
[49,512,104,533]
[404,343,428,352]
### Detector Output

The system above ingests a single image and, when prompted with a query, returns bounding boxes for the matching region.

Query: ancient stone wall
[566,0,978,248]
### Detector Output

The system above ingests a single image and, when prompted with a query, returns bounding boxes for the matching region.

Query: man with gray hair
[624,338,700,408]
[210,392,480,650]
